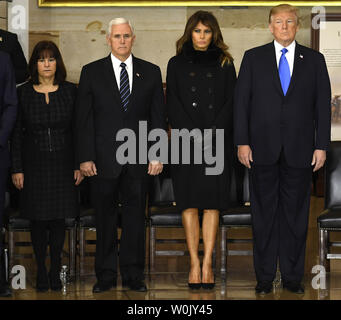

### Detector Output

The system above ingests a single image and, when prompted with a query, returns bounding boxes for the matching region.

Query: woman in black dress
[11,41,83,292]
[166,11,236,289]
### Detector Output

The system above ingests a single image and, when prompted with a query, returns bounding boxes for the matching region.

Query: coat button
[208,104,213,109]
[206,72,212,78]
[208,88,213,94]
[191,86,196,92]
[189,72,195,77]
[192,102,198,108]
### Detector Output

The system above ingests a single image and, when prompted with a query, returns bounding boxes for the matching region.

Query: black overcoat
[166,43,236,210]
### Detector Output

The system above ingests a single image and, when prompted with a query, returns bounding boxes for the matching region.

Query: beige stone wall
[28,3,341,83]
[0,2,7,30]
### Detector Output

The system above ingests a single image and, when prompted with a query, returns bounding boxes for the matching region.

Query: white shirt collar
[274,40,296,53]
[110,53,133,70]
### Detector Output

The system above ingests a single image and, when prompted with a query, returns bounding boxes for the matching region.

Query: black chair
[318,141,341,271]
[77,178,96,277]
[4,191,77,280]
[148,167,216,273]
[77,178,123,277]
[220,161,252,277]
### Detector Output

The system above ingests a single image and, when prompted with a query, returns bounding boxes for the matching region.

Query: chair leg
[79,227,85,277]
[212,240,217,272]
[319,225,328,271]
[68,227,76,281]
[220,226,227,276]
[150,226,156,273]
[8,230,14,274]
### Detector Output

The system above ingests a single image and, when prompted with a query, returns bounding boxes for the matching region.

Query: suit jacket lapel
[285,42,303,97]
[267,42,284,96]
[125,55,142,115]
[102,54,123,110]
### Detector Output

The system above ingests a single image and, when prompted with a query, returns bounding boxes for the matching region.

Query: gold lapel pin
[0,37,2,42]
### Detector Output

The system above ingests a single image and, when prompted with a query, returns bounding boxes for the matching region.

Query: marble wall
[0,2,6,29]
[23,2,341,83]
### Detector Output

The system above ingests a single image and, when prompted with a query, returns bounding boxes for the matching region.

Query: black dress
[11,81,79,220]
[166,42,236,210]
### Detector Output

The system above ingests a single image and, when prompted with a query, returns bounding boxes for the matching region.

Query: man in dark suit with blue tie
[76,18,166,293]
[234,4,331,294]
[0,51,18,297]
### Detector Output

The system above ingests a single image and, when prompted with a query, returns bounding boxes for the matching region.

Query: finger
[92,164,97,175]
[311,155,316,166]
[249,151,253,162]
[242,157,250,169]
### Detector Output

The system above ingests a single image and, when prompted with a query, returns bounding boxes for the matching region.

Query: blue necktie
[120,62,130,111]
[278,48,291,95]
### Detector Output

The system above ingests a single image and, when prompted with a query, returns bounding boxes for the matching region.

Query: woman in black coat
[166,11,236,289]
[11,41,83,292]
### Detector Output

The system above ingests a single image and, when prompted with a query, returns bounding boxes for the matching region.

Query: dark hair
[28,41,66,85]
[176,10,233,66]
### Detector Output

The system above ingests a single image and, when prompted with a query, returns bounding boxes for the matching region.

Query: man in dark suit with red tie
[234,4,331,294]
[76,18,166,293]
[0,51,18,297]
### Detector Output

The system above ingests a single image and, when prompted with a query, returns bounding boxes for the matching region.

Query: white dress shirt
[110,53,133,92]
[274,40,296,76]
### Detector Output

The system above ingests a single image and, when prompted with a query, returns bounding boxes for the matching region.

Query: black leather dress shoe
[255,281,273,294]
[129,280,147,292]
[0,284,12,297]
[92,281,116,293]
[283,282,305,294]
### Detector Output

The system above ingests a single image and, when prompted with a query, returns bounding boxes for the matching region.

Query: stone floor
[2,195,341,301]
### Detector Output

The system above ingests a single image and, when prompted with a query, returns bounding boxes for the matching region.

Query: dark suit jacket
[75,54,166,179]
[0,29,28,84]
[0,51,18,168]
[234,41,331,168]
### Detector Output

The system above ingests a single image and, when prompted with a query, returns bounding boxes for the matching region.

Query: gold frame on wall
[38,0,341,7]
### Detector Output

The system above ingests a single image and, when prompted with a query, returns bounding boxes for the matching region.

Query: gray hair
[107,18,134,35]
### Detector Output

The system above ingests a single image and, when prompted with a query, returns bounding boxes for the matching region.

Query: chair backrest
[230,159,250,206]
[325,141,341,209]
[148,166,176,206]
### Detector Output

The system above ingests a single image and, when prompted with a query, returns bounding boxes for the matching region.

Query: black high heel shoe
[201,282,215,290]
[36,270,49,292]
[188,283,202,290]
[202,273,215,290]
[49,271,62,291]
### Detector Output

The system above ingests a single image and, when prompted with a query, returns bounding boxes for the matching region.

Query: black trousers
[0,166,8,252]
[0,166,8,231]
[250,151,312,283]
[91,167,148,284]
